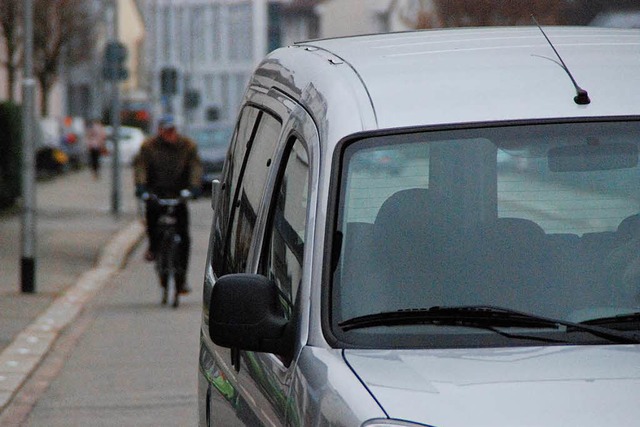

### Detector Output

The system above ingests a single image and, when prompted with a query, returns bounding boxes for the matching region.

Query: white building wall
[315,0,435,38]
[315,0,393,37]
[389,0,438,30]
[119,0,145,97]
[140,0,268,128]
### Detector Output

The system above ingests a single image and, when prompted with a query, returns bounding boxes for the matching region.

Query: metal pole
[253,0,268,64]
[110,0,121,217]
[21,0,36,293]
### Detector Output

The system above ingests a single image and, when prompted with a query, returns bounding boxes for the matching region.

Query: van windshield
[331,119,640,348]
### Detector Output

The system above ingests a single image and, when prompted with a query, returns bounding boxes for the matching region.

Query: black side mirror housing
[208,274,289,356]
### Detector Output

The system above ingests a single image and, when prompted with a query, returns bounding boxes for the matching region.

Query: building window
[268,3,282,52]
[228,3,253,61]
[210,4,222,62]
[191,6,206,65]
[162,7,172,62]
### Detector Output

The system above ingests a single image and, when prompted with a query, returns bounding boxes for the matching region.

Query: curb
[0,221,145,412]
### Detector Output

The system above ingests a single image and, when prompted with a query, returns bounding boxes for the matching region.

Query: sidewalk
[0,165,145,412]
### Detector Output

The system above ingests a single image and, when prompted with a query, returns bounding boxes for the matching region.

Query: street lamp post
[108,0,122,217]
[111,67,122,217]
[21,0,36,293]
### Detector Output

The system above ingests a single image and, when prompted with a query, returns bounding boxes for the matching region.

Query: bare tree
[0,0,22,101]
[401,0,574,29]
[33,0,97,116]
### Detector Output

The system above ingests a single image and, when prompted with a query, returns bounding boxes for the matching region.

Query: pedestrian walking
[86,118,107,179]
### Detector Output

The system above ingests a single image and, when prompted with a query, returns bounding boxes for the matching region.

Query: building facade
[138,0,320,129]
[0,0,145,124]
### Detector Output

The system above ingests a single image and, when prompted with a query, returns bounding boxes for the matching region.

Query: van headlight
[362,419,432,427]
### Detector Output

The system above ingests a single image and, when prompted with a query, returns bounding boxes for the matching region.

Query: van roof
[258,26,640,131]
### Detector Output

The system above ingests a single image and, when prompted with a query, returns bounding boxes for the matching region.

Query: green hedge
[0,101,22,208]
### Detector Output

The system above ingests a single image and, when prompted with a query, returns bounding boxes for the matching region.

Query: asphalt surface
[0,165,144,415]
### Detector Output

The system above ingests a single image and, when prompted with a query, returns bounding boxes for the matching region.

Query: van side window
[211,106,260,273]
[224,112,282,274]
[260,138,310,319]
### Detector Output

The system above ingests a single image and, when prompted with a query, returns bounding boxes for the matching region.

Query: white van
[198,26,640,426]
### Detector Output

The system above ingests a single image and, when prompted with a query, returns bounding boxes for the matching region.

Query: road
[16,198,212,426]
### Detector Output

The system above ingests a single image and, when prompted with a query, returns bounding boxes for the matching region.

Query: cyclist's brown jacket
[134,134,203,198]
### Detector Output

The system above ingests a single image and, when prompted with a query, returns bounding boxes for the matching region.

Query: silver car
[188,122,235,191]
[199,27,640,426]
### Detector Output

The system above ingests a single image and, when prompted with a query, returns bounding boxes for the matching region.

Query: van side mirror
[208,274,289,356]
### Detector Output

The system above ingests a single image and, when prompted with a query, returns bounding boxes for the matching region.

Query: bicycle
[143,189,192,308]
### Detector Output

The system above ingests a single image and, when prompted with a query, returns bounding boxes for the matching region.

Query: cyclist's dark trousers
[145,201,191,274]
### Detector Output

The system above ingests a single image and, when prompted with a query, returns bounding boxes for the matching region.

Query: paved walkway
[0,165,145,412]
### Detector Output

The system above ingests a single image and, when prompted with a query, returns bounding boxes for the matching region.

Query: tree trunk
[2,32,19,102]
[0,0,21,101]
[7,63,17,102]
[38,76,51,117]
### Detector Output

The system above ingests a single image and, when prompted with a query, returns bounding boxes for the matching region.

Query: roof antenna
[532,16,591,105]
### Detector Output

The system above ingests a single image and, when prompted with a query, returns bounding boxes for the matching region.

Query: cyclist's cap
[159,115,176,130]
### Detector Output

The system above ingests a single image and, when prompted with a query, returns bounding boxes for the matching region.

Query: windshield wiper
[339,305,640,344]
[581,312,640,330]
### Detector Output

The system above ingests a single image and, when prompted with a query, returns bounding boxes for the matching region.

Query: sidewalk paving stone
[0,166,144,413]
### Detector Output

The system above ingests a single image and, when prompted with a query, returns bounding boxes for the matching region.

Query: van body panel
[299,27,640,129]
[199,26,640,426]
[345,346,640,426]
[250,45,378,143]
[287,347,386,426]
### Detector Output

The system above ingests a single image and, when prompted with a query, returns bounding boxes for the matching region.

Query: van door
[232,111,315,425]
[206,102,283,426]
[239,135,312,426]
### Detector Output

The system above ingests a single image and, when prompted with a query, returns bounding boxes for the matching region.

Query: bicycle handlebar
[141,189,193,206]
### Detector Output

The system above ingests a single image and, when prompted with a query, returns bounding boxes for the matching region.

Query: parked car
[35,117,68,177]
[120,99,152,133]
[104,125,146,165]
[188,122,234,192]
[198,27,640,426]
[39,117,62,148]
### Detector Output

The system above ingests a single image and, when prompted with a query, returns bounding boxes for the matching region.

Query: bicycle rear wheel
[170,235,183,308]
[156,227,176,305]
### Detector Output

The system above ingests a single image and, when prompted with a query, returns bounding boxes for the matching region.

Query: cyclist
[134,115,203,294]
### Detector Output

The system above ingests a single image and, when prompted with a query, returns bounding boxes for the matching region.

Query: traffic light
[161,67,178,96]
[184,89,201,110]
[206,106,220,122]
[103,41,129,81]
